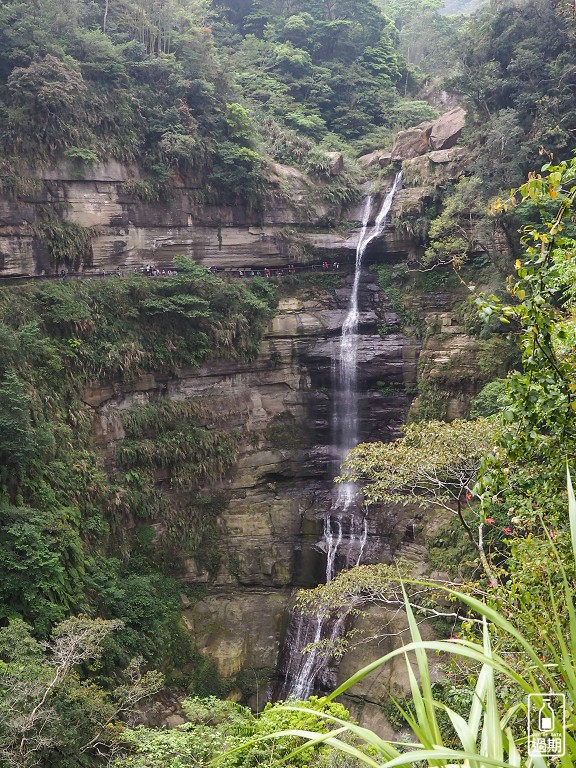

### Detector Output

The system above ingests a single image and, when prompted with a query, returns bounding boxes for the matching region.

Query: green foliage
[187,654,237,699]
[33,205,97,270]
[0,369,33,470]
[374,265,423,332]
[113,696,253,767]
[0,616,162,768]
[116,400,238,573]
[340,418,495,511]
[209,142,267,204]
[477,157,576,483]
[18,266,275,381]
[231,697,354,768]
[260,474,576,765]
[387,99,439,128]
[376,0,460,80]
[119,179,165,202]
[469,378,508,419]
[0,505,85,634]
[0,270,274,671]
[112,694,356,768]
[117,426,239,478]
[450,0,576,188]
[415,379,450,421]
[114,725,226,768]
[427,513,481,579]
[423,177,491,269]
[340,418,498,581]
[226,0,406,144]
[274,271,344,297]
[86,560,189,668]
[64,146,99,166]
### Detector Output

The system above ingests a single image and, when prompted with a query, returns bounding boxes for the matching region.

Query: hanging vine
[33,205,99,270]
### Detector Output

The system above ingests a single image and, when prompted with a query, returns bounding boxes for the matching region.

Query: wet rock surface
[84,255,490,710]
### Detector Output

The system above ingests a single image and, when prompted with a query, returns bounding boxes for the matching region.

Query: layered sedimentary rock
[81,254,490,709]
[0,105,473,278]
[9,105,501,712]
[81,269,414,697]
[0,161,418,276]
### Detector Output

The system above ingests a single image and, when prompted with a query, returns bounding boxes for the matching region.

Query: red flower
[485,517,494,524]
[502,527,512,534]
[465,492,472,501]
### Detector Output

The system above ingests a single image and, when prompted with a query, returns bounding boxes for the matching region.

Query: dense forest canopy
[0,0,412,194]
[1,0,574,195]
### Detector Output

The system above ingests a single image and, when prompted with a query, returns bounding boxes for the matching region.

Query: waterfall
[276,172,402,701]
[327,171,403,572]
[333,172,403,510]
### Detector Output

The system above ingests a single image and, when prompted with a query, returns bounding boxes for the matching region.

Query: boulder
[429,107,466,150]
[325,151,344,175]
[391,126,431,161]
[428,147,466,164]
[402,147,471,186]
[165,715,186,729]
[358,150,392,168]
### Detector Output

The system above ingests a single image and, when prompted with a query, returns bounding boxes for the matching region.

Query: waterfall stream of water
[277,172,402,700]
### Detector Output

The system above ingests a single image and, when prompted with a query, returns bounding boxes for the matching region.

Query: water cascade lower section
[276,172,403,700]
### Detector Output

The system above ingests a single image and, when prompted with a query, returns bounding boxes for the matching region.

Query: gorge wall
[82,251,495,715]
[0,107,473,278]
[0,159,417,276]
[1,111,511,718]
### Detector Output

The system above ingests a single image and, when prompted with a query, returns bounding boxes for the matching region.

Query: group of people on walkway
[4,259,348,285]
[141,265,178,277]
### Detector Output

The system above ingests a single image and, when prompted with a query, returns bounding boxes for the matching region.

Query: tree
[0,505,85,633]
[339,418,498,582]
[6,55,89,153]
[112,695,355,768]
[0,370,32,472]
[479,156,576,468]
[423,176,493,269]
[0,617,163,767]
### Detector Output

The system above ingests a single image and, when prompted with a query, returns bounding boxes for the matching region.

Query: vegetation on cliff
[4,0,576,764]
[407,0,576,292]
[0,0,417,209]
[0,263,276,765]
[263,157,576,764]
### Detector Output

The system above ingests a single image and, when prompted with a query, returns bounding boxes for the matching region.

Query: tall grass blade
[401,582,443,748]
[278,705,401,759]
[504,727,521,766]
[328,638,530,703]
[567,462,576,563]
[479,619,503,762]
[436,702,478,758]
[283,729,382,767]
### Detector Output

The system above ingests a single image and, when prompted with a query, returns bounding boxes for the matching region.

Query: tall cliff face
[3,151,504,707]
[82,260,494,707]
[0,161,417,276]
[84,266,422,697]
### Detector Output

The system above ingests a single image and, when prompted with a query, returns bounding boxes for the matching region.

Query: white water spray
[278,173,402,700]
[333,172,403,511]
